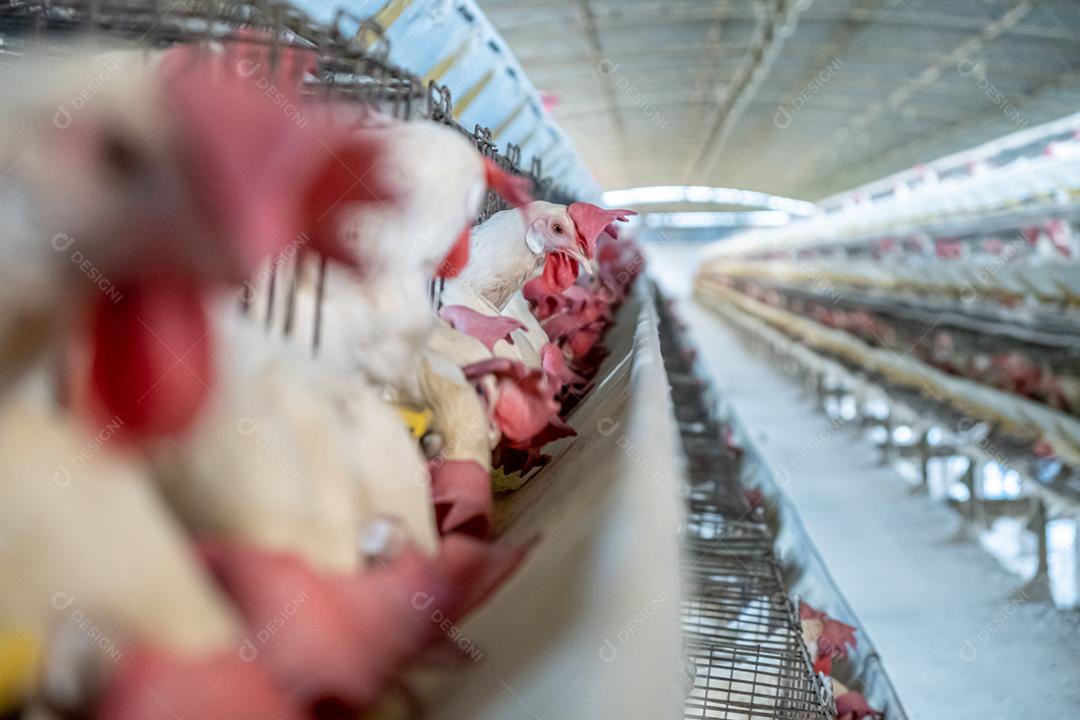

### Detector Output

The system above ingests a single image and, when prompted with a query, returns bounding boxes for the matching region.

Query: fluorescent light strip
[601,185,816,217]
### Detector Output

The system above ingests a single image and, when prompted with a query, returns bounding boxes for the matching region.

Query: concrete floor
[648,242,1080,720]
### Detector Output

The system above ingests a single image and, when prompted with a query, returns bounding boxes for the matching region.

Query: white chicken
[0,48,200,396]
[275,118,528,389]
[437,201,633,367]
[152,305,439,566]
[441,202,592,312]
[430,202,585,371]
[0,383,299,720]
[243,119,530,539]
[442,201,633,309]
[0,43,384,441]
[410,203,611,507]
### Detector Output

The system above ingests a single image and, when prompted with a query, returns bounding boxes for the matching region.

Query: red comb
[228,31,317,98]
[567,203,636,259]
[523,277,565,319]
[429,459,493,539]
[461,359,559,443]
[162,51,390,277]
[161,56,308,278]
[299,133,392,270]
[483,158,533,208]
[541,343,586,389]
[439,305,525,352]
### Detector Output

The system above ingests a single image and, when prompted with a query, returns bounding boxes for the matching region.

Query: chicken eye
[552,223,565,235]
[101,130,145,182]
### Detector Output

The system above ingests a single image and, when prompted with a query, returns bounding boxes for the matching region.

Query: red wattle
[542,252,579,293]
[437,226,471,278]
[89,278,212,440]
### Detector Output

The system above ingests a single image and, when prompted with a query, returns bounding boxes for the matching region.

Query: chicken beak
[564,246,595,275]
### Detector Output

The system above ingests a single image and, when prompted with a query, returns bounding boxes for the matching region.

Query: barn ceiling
[476,0,1080,200]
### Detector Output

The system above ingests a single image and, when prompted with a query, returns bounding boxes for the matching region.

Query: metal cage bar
[654,286,834,720]
[0,0,571,350]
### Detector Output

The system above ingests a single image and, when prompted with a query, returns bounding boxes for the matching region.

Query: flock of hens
[0,41,643,719]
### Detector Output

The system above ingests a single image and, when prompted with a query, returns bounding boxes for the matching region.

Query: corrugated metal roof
[477,0,1080,199]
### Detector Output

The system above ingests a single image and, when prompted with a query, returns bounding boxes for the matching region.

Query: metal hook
[506,143,521,168]
[426,81,452,120]
[353,18,390,60]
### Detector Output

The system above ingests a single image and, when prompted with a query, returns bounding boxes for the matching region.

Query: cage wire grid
[0,0,577,344]
[655,287,833,720]
[2,3,835,714]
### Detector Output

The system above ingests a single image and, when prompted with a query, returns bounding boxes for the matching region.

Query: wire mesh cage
[680,497,831,720]
[654,286,834,720]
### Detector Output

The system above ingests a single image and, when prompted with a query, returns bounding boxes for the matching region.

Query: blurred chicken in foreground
[0,30,646,720]
[1,43,389,440]
[0,41,405,720]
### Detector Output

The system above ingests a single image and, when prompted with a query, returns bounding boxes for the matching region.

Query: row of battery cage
[0,0,576,351]
[654,290,834,720]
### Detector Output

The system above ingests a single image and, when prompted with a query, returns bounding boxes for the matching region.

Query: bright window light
[643,211,791,229]
[601,185,817,217]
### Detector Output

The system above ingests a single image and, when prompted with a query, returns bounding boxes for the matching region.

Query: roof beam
[517,43,749,70]
[571,0,633,185]
[685,0,810,183]
[815,67,1080,198]
[780,0,1035,191]
[688,0,729,135]
[491,3,1080,43]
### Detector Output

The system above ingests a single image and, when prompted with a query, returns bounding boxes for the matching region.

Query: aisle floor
[648,244,1080,720]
